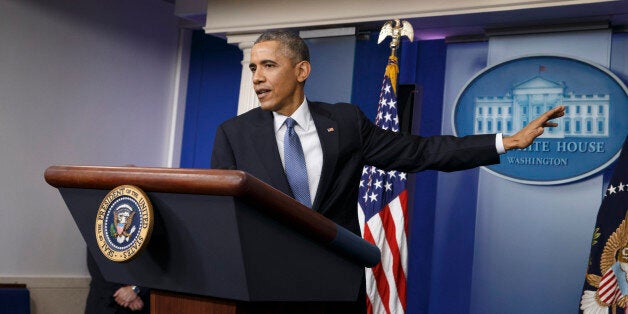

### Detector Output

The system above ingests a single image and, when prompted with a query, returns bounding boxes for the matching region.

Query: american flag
[358,55,408,314]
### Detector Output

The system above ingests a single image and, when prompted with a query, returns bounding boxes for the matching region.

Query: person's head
[249,30,311,116]
[254,31,310,64]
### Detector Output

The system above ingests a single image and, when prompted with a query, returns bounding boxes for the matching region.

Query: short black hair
[255,30,310,64]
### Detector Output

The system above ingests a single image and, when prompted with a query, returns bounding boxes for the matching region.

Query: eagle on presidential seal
[108,204,137,244]
[581,212,628,314]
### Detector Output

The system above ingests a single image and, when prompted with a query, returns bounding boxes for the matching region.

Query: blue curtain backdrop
[350,32,389,121]
[180,31,242,168]
[404,40,448,314]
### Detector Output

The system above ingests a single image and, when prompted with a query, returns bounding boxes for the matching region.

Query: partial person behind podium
[85,250,149,313]
[210,30,565,313]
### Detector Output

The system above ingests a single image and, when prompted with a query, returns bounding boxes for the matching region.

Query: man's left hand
[503,105,565,151]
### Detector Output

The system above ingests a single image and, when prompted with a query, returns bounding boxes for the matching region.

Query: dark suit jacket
[211,101,500,235]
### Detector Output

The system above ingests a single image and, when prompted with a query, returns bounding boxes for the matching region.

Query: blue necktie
[284,118,311,207]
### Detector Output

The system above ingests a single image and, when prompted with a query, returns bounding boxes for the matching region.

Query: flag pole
[360,18,415,314]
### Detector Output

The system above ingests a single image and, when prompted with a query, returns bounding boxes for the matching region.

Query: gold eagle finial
[378,19,414,56]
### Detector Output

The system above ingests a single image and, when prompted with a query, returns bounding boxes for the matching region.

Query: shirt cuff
[495,133,506,154]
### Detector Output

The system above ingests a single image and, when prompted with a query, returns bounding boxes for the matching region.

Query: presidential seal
[581,211,628,313]
[95,185,153,262]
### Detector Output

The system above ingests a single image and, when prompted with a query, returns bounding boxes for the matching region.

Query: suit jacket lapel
[249,110,293,197]
[309,102,338,212]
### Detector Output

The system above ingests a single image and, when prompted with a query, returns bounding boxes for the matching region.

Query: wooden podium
[45,165,380,313]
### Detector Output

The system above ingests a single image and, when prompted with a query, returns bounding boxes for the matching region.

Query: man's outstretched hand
[503,105,565,151]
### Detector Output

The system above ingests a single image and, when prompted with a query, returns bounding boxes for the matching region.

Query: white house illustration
[474,76,609,138]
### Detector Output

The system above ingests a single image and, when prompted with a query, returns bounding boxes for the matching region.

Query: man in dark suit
[210,30,564,312]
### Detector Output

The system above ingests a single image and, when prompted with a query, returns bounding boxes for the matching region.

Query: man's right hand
[503,105,565,151]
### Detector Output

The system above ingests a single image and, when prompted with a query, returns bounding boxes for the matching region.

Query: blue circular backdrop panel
[453,55,628,185]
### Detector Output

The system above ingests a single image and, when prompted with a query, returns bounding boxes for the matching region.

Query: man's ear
[296,61,311,83]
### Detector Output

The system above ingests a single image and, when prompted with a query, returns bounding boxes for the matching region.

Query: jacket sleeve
[356,106,500,172]
[210,124,237,170]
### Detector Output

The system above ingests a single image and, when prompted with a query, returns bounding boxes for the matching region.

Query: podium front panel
[60,187,362,301]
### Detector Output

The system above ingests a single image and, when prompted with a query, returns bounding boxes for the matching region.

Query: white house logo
[453,55,628,184]
[95,185,153,262]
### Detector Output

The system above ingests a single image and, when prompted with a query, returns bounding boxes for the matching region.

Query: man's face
[249,40,308,116]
